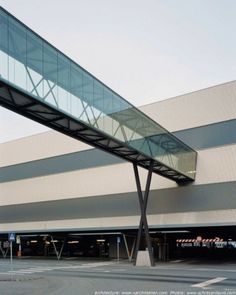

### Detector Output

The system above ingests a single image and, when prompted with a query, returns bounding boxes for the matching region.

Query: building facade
[1,80,236,259]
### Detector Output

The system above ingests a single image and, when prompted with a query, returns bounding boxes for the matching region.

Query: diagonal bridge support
[133,160,155,266]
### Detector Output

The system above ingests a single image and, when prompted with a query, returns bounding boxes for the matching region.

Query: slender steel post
[58,241,65,260]
[116,236,120,262]
[133,161,155,266]
[130,238,136,261]
[51,235,60,260]
[10,241,13,281]
[123,234,130,261]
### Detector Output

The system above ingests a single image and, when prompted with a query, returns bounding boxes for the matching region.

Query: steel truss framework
[0,6,197,184]
[5,28,191,175]
[26,63,187,175]
[0,80,193,183]
[3,34,190,177]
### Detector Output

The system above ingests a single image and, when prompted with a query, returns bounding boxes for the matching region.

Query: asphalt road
[0,258,236,295]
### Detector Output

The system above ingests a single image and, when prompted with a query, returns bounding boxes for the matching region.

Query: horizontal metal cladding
[174,119,236,150]
[0,130,91,168]
[0,181,236,223]
[140,80,236,132]
[1,119,236,183]
[0,149,124,183]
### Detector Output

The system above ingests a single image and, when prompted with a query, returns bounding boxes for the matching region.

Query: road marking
[28,268,53,271]
[192,277,227,289]
[8,269,43,274]
[8,271,35,274]
[0,262,114,276]
[6,268,54,275]
[19,270,45,273]
[154,266,236,273]
[81,262,113,267]
[14,274,26,276]
[0,272,25,276]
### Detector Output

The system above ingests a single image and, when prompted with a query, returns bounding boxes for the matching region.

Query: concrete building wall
[0,81,236,233]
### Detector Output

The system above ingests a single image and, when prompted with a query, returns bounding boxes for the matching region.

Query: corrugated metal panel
[141,80,236,132]
[0,131,91,167]
[1,144,236,206]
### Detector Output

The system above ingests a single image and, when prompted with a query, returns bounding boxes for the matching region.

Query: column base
[135,250,152,266]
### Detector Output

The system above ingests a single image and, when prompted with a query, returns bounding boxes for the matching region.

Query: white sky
[0,0,236,142]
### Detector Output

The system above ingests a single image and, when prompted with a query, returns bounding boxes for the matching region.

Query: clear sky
[0,0,236,142]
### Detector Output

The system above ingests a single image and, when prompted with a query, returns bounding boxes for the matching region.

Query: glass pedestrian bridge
[0,7,197,183]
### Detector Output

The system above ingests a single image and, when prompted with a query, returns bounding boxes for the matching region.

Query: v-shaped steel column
[133,161,155,266]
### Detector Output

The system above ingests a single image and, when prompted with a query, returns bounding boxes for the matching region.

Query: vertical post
[117,236,120,262]
[164,233,167,261]
[18,244,21,257]
[10,241,13,265]
[10,241,13,280]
